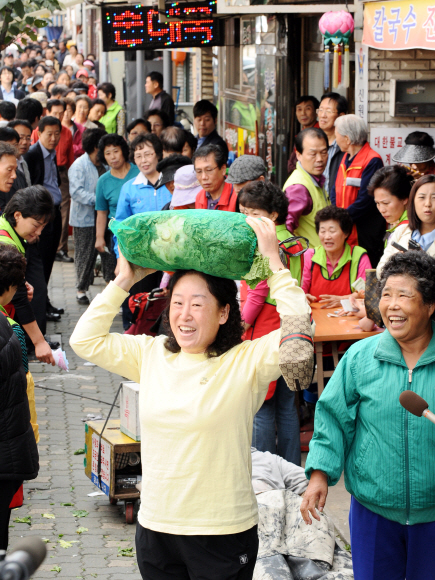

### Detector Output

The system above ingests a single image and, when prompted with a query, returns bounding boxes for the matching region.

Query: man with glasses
[193,144,236,211]
[283,127,330,247]
[317,92,347,196]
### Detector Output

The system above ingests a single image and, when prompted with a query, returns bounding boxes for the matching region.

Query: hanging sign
[370,127,435,165]
[363,0,435,50]
[102,2,225,51]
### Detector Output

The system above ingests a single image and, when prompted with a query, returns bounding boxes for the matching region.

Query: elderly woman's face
[335,129,350,153]
[380,275,435,342]
[169,273,229,354]
[318,219,347,254]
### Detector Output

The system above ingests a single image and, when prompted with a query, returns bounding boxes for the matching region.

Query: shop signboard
[355,42,368,124]
[370,127,435,165]
[363,0,435,50]
[225,122,257,162]
[102,1,225,51]
[91,433,111,496]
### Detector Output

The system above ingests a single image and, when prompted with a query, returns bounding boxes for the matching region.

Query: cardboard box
[120,381,141,441]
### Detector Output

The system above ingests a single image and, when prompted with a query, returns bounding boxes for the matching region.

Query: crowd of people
[1,37,435,579]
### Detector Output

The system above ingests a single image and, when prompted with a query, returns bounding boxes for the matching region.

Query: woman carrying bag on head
[71,216,313,580]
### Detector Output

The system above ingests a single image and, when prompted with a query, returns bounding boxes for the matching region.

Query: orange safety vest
[335,142,382,246]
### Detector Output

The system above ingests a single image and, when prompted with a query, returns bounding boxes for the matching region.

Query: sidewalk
[10,259,142,580]
[9,256,351,580]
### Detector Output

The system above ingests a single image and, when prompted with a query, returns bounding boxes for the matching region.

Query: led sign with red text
[102,2,224,51]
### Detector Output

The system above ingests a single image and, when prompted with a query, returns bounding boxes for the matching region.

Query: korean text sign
[370,127,435,165]
[363,0,435,50]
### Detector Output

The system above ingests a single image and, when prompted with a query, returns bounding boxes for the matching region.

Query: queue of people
[1,40,435,578]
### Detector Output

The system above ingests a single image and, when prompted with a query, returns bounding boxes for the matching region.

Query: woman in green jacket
[301,250,435,580]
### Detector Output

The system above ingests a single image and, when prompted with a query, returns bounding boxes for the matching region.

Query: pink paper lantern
[319,11,354,37]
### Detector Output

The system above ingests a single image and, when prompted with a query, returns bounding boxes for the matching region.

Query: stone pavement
[9,258,142,580]
[9,254,351,580]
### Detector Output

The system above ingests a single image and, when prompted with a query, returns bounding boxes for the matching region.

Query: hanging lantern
[319,11,354,91]
[171,51,186,66]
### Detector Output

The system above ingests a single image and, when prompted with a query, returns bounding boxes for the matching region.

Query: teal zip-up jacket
[305,323,435,525]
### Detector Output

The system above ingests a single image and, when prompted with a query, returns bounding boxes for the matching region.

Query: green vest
[385,209,408,247]
[266,224,302,306]
[100,101,122,134]
[283,162,330,248]
[311,243,366,285]
[0,303,16,327]
[231,101,257,131]
[0,215,25,254]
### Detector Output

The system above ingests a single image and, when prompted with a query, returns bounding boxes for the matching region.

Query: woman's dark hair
[82,128,107,155]
[4,185,54,226]
[90,98,107,114]
[126,118,151,134]
[162,270,244,357]
[130,133,163,162]
[184,130,197,152]
[378,251,435,318]
[407,174,435,232]
[239,181,289,224]
[98,82,116,100]
[62,97,76,114]
[405,131,434,147]
[16,98,42,126]
[144,108,169,128]
[314,205,353,238]
[0,245,27,296]
[98,133,130,165]
[368,165,412,201]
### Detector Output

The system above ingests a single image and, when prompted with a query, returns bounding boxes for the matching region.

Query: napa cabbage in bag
[109,210,273,287]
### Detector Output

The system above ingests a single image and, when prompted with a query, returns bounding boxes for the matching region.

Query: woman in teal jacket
[301,250,435,580]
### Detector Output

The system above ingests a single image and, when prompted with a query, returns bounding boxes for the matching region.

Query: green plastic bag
[110,210,273,286]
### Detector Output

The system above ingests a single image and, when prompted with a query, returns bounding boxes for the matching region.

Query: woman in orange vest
[332,114,385,267]
[239,181,304,466]
[367,165,412,248]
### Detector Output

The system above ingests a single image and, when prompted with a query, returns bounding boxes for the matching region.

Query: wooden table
[311,303,383,396]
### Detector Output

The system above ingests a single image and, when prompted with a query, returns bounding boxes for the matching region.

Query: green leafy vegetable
[59,539,78,549]
[242,250,273,289]
[72,510,88,518]
[110,210,258,281]
[76,527,88,534]
[61,502,74,506]
[51,566,61,573]
[42,513,55,519]
[74,449,85,455]
[13,516,31,525]
[118,547,135,557]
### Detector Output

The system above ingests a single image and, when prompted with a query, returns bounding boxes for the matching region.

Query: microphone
[0,537,47,580]
[399,390,435,425]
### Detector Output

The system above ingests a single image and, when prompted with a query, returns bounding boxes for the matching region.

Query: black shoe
[46,339,60,350]
[55,251,74,263]
[76,295,90,305]
[47,303,64,315]
[46,312,61,322]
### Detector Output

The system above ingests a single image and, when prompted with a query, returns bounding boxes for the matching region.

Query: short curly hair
[97,133,130,166]
[0,244,26,296]
[130,133,163,162]
[162,270,244,358]
[378,251,435,318]
[314,205,353,238]
[238,181,289,224]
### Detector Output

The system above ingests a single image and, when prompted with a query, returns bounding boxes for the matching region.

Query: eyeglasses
[194,166,218,176]
[134,151,155,160]
[316,108,337,116]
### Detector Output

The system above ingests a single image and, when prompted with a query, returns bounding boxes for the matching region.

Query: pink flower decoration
[319,11,354,35]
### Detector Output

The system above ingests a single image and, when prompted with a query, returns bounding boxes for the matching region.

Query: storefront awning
[363,0,435,50]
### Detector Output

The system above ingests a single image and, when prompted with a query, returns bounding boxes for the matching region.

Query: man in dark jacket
[145,71,175,126]
[193,100,228,163]
[0,246,39,549]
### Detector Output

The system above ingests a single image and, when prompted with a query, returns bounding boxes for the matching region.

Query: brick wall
[367,48,435,130]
